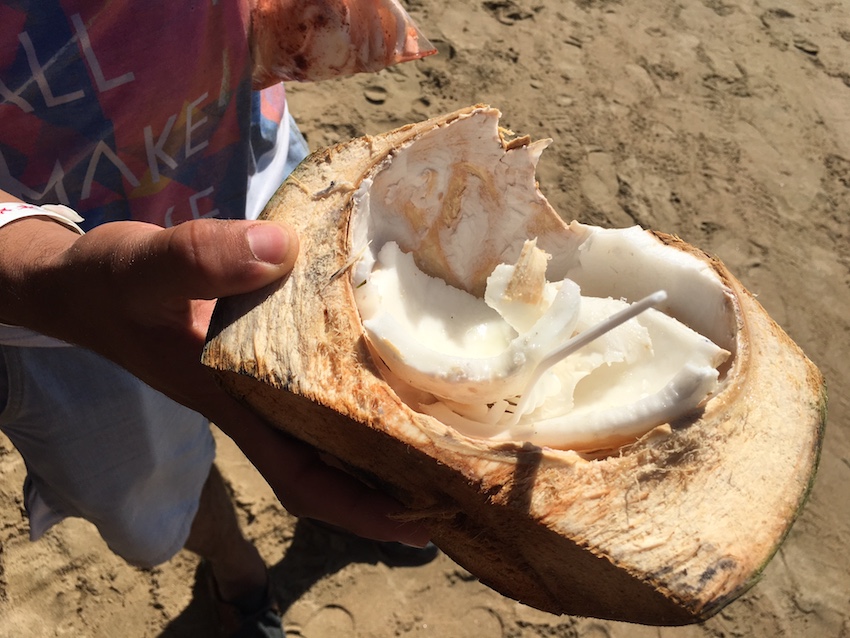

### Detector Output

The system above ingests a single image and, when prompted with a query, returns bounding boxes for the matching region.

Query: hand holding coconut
[0,208,429,546]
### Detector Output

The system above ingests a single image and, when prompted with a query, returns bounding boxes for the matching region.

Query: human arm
[0,191,429,546]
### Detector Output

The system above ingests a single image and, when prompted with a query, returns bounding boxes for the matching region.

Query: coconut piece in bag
[202,106,826,625]
[249,0,436,87]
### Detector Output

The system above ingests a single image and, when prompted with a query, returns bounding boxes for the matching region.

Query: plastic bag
[250,0,436,87]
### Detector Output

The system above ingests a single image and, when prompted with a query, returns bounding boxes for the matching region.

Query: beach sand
[1,0,848,635]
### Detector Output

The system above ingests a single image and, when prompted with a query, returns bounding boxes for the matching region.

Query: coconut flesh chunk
[354,236,731,452]
[349,114,733,453]
[202,106,826,625]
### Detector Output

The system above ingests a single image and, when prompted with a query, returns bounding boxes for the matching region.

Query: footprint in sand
[296,604,355,637]
[453,606,504,637]
[363,85,388,105]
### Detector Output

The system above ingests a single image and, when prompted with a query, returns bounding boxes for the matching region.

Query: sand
[1,0,848,635]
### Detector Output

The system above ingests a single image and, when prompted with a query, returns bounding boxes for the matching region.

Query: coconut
[202,106,826,625]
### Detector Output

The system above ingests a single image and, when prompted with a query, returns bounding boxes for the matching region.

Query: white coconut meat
[349,109,733,452]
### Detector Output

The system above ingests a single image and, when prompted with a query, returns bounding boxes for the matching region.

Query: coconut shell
[201,106,825,625]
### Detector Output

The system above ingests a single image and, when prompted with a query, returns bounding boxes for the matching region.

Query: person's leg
[0,344,283,634]
[185,466,286,637]
[183,463,268,604]
[0,344,269,577]
[0,344,216,564]
[0,344,283,636]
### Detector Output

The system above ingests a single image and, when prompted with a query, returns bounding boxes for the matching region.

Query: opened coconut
[202,106,825,625]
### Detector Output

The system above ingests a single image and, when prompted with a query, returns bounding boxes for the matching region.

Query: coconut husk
[201,106,825,625]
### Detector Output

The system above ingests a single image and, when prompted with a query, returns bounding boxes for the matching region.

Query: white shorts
[0,345,215,567]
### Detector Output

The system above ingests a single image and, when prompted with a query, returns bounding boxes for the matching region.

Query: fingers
[282,452,432,547]
[55,217,427,545]
[216,399,431,547]
[153,218,300,301]
[280,450,432,547]
[82,218,299,305]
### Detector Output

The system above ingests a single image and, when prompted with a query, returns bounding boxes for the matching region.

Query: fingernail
[247,223,292,264]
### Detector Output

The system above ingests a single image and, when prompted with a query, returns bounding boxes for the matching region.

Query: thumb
[124,218,300,302]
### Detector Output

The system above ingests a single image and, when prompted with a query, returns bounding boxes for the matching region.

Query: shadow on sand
[158,517,437,637]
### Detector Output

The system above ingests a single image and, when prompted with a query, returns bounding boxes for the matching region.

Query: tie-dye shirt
[0,0,289,229]
[0,0,298,346]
